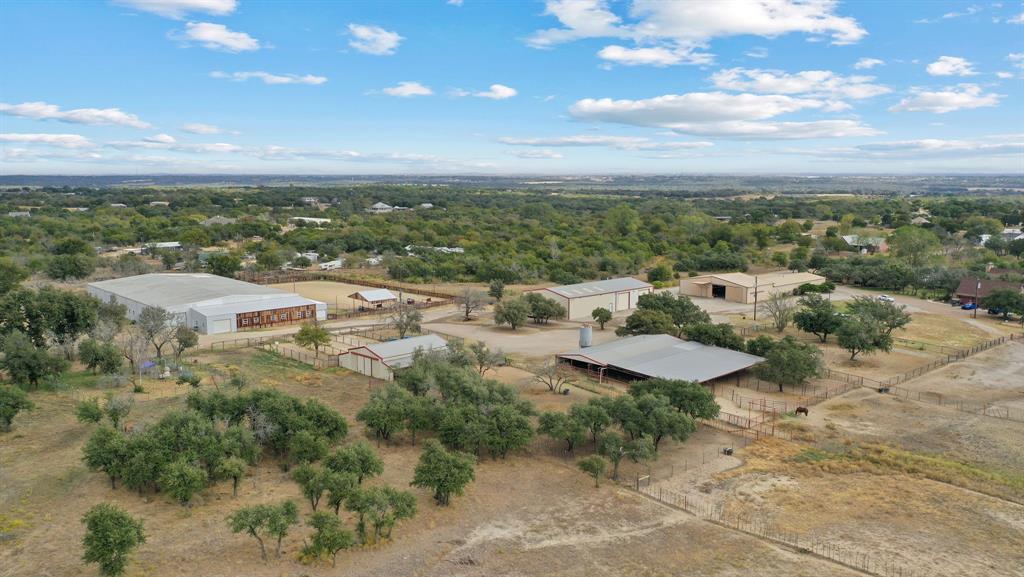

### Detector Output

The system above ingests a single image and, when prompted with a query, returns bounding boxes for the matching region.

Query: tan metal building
[533,277,653,320]
[679,271,825,304]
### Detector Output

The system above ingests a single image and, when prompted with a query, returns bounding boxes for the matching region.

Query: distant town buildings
[201,215,237,227]
[841,234,888,254]
[367,202,394,214]
[289,216,332,225]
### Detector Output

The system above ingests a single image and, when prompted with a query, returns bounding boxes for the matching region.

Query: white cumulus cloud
[348,24,403,55]
[710,68,890,100]
[513,149,564,159]
[568,91,880,138]
[181,122,224,134]
[474,84,518,99]
[926,56,977,76]
[499,134,713,150]
[528,0,866,66]
[853,57,884,69]
[890,84,1001,113]
[0,133,95,148]
[179,22,260,52]
[382,81,434,97]
[112,0,236,19]
[0,101,150,128]
[210,71,327,85]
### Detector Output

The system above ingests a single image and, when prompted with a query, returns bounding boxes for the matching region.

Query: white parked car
[877,294,895,303]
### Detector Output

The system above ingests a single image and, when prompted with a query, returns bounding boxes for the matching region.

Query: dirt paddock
[270,280,437,311]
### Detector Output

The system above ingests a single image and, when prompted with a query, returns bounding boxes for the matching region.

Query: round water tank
[579,324,593,348]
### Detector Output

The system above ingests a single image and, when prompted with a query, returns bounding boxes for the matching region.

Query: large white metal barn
[533,277,653,320]
[87,273,326,335]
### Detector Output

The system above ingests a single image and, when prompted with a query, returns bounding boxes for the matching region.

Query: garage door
[615,292,629,311]
[212,319,232,334]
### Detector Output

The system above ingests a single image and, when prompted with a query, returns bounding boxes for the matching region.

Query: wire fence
[635,483,922,577]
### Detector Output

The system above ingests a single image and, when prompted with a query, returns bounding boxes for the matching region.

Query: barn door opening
[711,284,726,298]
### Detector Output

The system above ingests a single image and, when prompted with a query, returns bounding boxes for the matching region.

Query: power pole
[752,276,759,321]
[974,279,980,319]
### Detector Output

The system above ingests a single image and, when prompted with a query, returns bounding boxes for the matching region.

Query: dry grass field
[269,280,436,311]
[1,349,867,577]
[3,322,1023,577]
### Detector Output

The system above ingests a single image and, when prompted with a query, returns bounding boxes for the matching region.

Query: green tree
[845,296,911,337]
[294,322,331,358]
[103,393,134,430]
[754,336,822,391]
[591,307,612,330]
[80,339,123,374]
[683,322,745,350]
[0,259,28,295]
[325,442,384,484]
[389,306,423,339]
[404,395,440,445]
[469,341,503,376]
[302,511,355,567]
[888,226,940,268]
[82,426,128,488]
[577,455,607,487]
[615,308,675,337]
[1,331,68,389]
[356,384,410,442]
[538,411,587,453]
[488,279,505,301]
[81,503,145,577]
[837,316,892,361]
[171,325,198,362]
[569,401,612,444]
[289,430,329,464]
[793,294,843,343]
[647,264,673,283]
[598,432,655,481]
[76,397,105,424]
[206,253,242,278]
[628,378,720,420]
[346,486,416,544]
[982,288,1024,322]
[524,292,566,324]
[411,439,477,506]
[266,501,300,559]
[631,292,710,338]
[46,253,95,280]
[292,463,337,511]
[38,287,98,357]
[216,456,247,497]
[228,501,298,561]
[493,298,529,330]
[136,306,174,359]
[159,459,208,505]
[0,385,35,432]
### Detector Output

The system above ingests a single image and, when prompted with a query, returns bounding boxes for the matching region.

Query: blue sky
[1,0,1022,174]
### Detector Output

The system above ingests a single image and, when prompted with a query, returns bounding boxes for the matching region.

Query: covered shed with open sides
[557,334,764,384]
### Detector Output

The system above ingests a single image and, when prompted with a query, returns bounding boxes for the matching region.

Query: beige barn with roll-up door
[533,277,654,320]
[679,271,825,304]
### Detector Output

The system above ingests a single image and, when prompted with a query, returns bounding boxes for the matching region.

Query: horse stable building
[87,273,326,335]
[679,271,826,304]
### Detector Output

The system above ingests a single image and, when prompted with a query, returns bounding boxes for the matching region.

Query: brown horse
[795,407,809,417]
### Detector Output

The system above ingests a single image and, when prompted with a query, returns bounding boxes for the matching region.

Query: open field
[2,348,870,577]
[270,280,437,311]
[894,341,1024,412]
